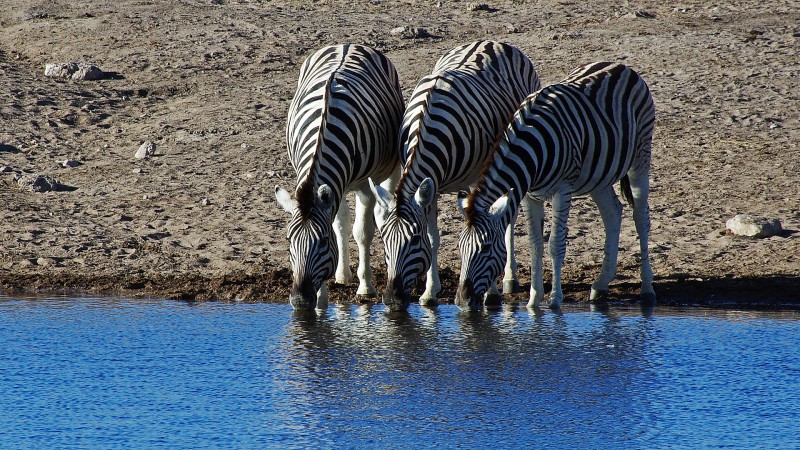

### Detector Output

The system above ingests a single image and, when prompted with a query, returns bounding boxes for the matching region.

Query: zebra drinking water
[369,40,541,312]
[275,44,404,310]
[456,62,656,311]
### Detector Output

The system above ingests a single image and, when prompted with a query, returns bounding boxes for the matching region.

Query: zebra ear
[488,189,514,221]
[275,185,297,214]
[457,191,470,217]
[317,184,335,212]
[414,178,435,209]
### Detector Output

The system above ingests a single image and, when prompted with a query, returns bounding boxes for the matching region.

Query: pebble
[467,2,490,11]
[62,159,81,168]
[726,214,783,238]
[1,165,12,173]
[389,26,430,39]
[17,173,64,192]
[135,140,157,159]
[44,62,105,80]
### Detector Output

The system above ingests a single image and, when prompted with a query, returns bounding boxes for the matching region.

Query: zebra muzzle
[455,279,483,312]
[382,276,410,312]
[289,280,317,310]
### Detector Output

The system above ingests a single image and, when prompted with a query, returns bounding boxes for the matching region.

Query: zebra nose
[289,280,317,310]
[383,276,410,312]
[455,278,482,312]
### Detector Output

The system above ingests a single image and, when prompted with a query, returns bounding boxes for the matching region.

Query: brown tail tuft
[620,175,635,208]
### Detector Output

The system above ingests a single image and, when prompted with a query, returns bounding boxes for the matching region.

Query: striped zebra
[275,44,404,310]
[369,40,541,312]
[455,62,656,311]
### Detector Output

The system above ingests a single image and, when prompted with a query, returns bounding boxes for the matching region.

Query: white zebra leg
[333,196,354,284]
[316,281,329,310]
[548,190,572,309]
[525,197,546,309]
[420,199,440,306]
[629,171,656,304]
[502,219,519,294]
[589,187,623,302]
[353,186,377,297]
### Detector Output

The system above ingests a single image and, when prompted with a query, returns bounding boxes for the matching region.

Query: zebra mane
[464,109,516,226]
[294,77,333,220]
[393,89,433,207]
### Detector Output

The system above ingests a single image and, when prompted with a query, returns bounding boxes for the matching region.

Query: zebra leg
[353,186,377,297]
[524,196,546,309]
[589,187,623,303]
[333,196,354,285]
[502,218,519,294]
[316,282,329,310]
[419,199,440,306]
[547,190,572,309]
[628,170,656,305]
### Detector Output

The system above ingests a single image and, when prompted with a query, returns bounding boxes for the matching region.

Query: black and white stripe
[370,40,540,311]
[456,62,656,310]
[275,44,404,310]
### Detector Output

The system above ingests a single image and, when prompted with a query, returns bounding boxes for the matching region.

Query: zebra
[368,40,541,312]
[455,62,656,311]
[274,44,404,310]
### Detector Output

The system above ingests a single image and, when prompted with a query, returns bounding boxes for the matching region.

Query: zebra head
[275,184,338,310]
[455,190,514,311]
[369,177,435,312]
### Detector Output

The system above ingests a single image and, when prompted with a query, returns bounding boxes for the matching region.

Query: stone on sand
[135,141,157,159]
[17,173,64,192]
[44,62,105,80]
[726,214,783,238]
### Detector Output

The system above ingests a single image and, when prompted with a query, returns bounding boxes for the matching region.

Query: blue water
[1,296,799,449]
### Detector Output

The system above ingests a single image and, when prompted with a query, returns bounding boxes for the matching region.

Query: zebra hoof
[418,297,439,308]
[502,279,519,294]
[640,291,657,306]
[589,288,609,303]
[356,286,377,298]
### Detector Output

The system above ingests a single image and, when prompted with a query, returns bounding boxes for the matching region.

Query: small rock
[132,167,143,174]
[389,26,430,39]
[503,23,520,33]
[201,198,211,206]
[62,159,81,168]
[36,257,56,267]
[135,140,157,159]
[17,173,64,192]
[44,62,105,80]
[623,10,656,19]
[726,214,783,238]
[45,62,79,78]
[1,165,13,173]
[467,2,490,11]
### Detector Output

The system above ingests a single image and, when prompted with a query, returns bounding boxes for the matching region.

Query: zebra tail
[620,175,635,208]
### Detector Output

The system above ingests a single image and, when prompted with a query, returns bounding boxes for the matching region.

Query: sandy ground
[1,0,799,308]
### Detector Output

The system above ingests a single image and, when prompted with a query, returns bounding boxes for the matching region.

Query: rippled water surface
[1,296,799,448]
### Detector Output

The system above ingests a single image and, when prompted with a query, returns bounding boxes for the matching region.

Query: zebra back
[286,44,404,217]
[394,40,540,202]
[467,62,655,220]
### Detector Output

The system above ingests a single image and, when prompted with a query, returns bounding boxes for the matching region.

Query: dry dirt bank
[2,0,799,308]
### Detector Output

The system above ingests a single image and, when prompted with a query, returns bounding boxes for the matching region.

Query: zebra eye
[480,242,491,254]
[409,234,422,246]
[318,236,329,247]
